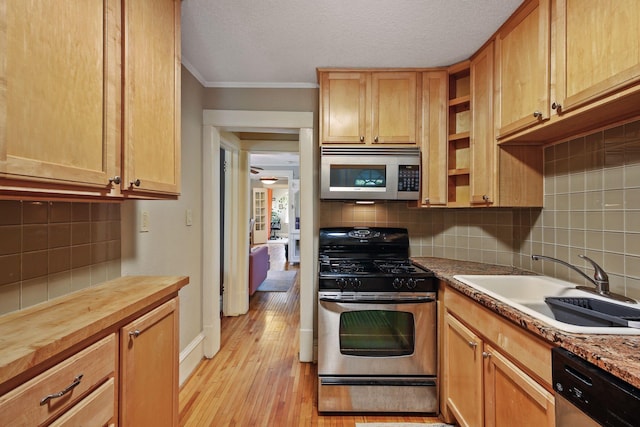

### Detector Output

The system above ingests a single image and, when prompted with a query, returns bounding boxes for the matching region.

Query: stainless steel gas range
[317,227,438,413]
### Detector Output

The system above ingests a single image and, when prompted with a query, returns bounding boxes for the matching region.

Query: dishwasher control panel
[552,348,640,427]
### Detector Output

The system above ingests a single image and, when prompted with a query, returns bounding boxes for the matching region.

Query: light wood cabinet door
[1,0,120,194]
[371,72,418,144]
[483,344,555,427]
[320,72,369,144]
[495,0,551,140]
[470,41,496,206]
[319,70,418,145]
[444,313,484,427]
[554,0,640,114]
[122,0,181,197]
[420,71,448,206]
[120,299,179,427]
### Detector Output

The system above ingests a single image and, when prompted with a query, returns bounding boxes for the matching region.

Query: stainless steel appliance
[552,347,640,426]
[320,147,420,201]
[317,227,438,413]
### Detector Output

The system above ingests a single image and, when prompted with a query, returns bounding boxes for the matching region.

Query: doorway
[201,110,316,362]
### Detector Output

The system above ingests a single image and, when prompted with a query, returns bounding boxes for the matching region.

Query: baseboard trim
[179,332,205,387]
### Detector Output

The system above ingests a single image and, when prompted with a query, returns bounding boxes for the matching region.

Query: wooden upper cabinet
[470,41,495,206]
[320,72,368,144]
[495,0,551,140]
[319,70,418,145]
[371,72,418,144]
[554,0,640,113]
[122,0,181,197]
[419,71,448,206]
[0,0,120,194]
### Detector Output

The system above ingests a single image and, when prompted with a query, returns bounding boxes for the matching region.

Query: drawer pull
[39,374,84,406]
[129,329,141,338]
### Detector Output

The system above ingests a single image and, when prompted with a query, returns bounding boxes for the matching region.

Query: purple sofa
[249,245,270,295]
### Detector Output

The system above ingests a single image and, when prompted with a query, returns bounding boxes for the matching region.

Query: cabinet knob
[551,102,562,112]
[533,111,543,119]
[130,179,141,188]
[374,136,379,143]
[424,198,430,204]
[482,195,490,202]
[108,176,121,185]
[468,341,478,348]
[482,351,492,359]
[129,329,141,338]
[359,136,365,142]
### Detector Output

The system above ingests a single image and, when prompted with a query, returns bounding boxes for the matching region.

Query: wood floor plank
[179,243,443,426]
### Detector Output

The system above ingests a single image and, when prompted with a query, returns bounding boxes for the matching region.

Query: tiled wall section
[0,201,121,315]
[514,119,640,299]
[320,119,640,300]
[319,203,519,267]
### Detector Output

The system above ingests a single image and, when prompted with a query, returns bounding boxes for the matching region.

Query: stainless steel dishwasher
[552,347,640,426]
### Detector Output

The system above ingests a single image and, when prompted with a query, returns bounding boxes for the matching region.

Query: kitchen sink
[453,275,640,335]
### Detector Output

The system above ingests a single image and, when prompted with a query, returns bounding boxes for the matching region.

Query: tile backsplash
[320,118,640,300]
[0,201,121,315]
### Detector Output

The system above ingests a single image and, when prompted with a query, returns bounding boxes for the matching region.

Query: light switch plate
[186,209,193,226]
[140,210,150,232]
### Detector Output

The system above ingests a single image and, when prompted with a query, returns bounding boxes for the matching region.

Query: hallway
[178,245,441,426]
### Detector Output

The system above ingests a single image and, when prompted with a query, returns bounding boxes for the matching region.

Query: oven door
[317,294,436,376]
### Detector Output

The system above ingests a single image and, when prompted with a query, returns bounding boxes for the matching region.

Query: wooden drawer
[0,334,116,426]
[445,288,553,387]
[49,377,115,427]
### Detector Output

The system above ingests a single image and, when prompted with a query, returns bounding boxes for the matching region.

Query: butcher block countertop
[0,275,189,393]
[413,257,640,389]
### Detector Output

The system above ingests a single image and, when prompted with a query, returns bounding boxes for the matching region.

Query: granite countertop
[413,257,640,389]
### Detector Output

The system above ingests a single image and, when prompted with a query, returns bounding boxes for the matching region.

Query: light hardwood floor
[179,243,443,426]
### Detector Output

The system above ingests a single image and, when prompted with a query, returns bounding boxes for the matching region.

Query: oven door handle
[319,297,435,304]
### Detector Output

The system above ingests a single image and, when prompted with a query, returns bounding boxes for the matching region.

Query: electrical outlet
[140,210,150,232]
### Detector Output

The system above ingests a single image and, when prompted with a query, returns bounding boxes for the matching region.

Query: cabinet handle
[482,195,490,202]
[40,374,83,406]
[374,136,379,143]
[482,351,492,359]
[130,179,141,188]
[129,329,141,338]
[551,102,562,112]
[108,176,121,185]
[424,198,430,204]
[359,136,365,142]
[468,341,478,348]
[533,111,543,119]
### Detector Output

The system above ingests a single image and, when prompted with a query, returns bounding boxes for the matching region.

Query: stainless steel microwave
[320,146,420,200]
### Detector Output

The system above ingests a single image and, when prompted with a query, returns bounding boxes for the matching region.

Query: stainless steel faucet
[531,254,636,303]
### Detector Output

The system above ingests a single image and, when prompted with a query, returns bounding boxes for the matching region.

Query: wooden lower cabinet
[445,314,484,427]
[0,292,181,427]
[484,344,555,427]
[120,299,179,427]
[443,288,554,426]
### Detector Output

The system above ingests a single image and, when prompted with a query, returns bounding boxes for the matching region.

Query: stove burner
[318,227,436,293]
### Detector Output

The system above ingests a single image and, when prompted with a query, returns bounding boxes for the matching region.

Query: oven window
[339,310,414,357]
[329,165,386,188]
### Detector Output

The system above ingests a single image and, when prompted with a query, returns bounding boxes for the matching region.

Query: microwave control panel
[398,165,420,192]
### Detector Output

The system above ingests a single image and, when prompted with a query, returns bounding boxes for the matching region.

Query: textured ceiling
[181,0,523,88]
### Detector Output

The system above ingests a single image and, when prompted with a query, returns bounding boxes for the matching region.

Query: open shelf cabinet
[447,62,471,206]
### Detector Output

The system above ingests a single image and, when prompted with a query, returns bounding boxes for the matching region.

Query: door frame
[201,110,316,362]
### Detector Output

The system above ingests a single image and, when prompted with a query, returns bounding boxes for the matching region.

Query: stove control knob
[352,279,362,289]
[336,278,347,289]
[392,278,401,289]
[407,278,416,289]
